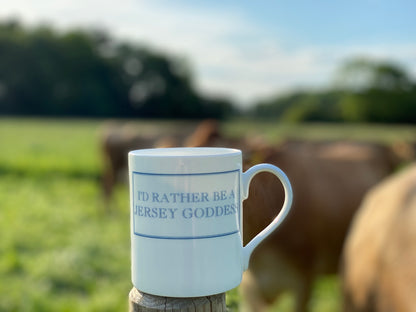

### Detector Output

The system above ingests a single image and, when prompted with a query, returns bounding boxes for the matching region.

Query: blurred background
[0,0,415,311]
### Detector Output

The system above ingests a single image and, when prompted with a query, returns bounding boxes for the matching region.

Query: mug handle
[241,164,293,270]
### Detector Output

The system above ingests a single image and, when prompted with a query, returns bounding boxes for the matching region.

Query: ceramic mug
[129,147,293,297]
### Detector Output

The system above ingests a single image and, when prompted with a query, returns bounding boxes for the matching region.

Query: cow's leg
[294,274,313,312]
[240,270,270,312]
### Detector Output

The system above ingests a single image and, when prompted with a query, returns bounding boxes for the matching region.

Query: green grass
[0,175,130,311]
[223,119,416,144]
[226,276,341,312]
[0,118,102,177]
[0,117,414,311]
[0,118,130,311]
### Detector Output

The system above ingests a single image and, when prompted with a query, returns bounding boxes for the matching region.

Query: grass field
[0,118,414,311]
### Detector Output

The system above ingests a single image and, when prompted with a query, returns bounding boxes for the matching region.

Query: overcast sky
[2,0,416,107]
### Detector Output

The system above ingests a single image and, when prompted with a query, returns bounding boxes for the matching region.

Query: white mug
[129,147,293,297]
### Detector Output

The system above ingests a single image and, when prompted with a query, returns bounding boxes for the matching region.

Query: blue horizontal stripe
[133,230,239,240]
[132,169,239,176]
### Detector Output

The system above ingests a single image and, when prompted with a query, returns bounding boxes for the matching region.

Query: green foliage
[251,58,416,123]
[334,57,414,92]
[0,20,235,119]
[280,91,344,122]
[339,89,416,123]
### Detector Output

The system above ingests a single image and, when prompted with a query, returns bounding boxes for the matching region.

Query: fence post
[129,287,227,312]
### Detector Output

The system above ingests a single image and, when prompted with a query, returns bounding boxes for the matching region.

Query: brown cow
[240,140,401,312]
[100,120,222,203]
[100,122,180,203]
[183,119,221,147]
[342,163,416,312]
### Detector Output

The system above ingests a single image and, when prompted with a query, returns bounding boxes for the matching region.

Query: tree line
[0,20,235,119]
[250,58,416,123]
[1,20,415,123]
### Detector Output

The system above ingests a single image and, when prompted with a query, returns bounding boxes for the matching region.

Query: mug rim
[129,147,241,158]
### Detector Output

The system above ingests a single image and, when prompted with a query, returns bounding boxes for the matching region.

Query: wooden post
[129,287,227,312]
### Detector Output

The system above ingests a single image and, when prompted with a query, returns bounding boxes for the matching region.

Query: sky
[1,0,416,107]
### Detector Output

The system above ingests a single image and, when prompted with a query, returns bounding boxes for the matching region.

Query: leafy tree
[0,20,235,119]
[333,57,414,92]
[250,57,416,124]
[335,58,416,123]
